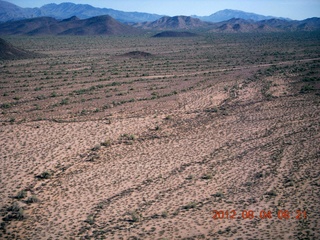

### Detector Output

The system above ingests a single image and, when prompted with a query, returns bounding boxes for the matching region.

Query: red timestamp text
[212,210,307,220]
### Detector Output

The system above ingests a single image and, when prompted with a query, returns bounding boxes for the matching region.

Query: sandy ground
[1,34,319,239]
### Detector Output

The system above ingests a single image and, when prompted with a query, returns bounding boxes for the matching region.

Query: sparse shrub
[265,93,273,100]
[186,175,194,180]
[37,170,52,179]
[129,211,141,222]
[161,211,168,218]
[50,92,58,97]
[0,103,12,109]
[205,108,218,113]
[284,177,294,187]
[26,195,39,204]
[80,110,87,116]
[300,85,315,93]
[265,190,277,197]
[121,134,136,141]
[101,139,112,147]
[212,192,224,198]
[202,173,213,180]
[60,98,69,105]
[302,77,319,82]
[254,172,263,179]
[155,125,161,131]
[183,202,197,210]
[7,202,25,220]
[9,202,21,212]
[91,144,101,151]
[36,95,46,100]
[15,190,27,199]
[85,215,95,225]
[86,152,100,162]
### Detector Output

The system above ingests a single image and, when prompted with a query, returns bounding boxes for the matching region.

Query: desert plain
[0,32,320,239]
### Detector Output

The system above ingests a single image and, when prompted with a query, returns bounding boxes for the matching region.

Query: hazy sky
[5,0,320,20]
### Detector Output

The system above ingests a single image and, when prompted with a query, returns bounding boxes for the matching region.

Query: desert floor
[1,33,320,239]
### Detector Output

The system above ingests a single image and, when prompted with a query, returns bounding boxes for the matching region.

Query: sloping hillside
[153,31,198,37]
[0,15,143,36]
[0,38,43,60]
[208,18,320,33]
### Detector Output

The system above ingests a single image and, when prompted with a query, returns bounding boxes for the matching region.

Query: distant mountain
[133,16,212,30]
[0,15,319,36]
[259,17,320,32]
[0,1,319,35]
[208,18,280,33]
[0,38,43,60]
[0,0,164,23]
[0,15,143,36]
[194,9,290,22]
[208,17,320,33]
[0,1,298,25]
[0,1,39,21]
[153,31,198,37]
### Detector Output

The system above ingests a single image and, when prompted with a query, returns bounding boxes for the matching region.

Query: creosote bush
[201,173,213,180]
[101,139,112,147]
[120,134,136,141]
[37,170,53,179]
[85,215,95,225]
[26,195,39,204]
[91,144,101,151]
[6,202,26,221]
[183,202,197,210]
[161,211,168,218]
[15,190,27,199]
[129,211,142,222]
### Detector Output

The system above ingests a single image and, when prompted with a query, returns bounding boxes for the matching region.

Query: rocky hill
[133,16,212,30]
[208,18,320,33]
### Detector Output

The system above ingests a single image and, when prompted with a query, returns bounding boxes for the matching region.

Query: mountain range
[0,14,319,36]
[0,15,142,36]
[0,1,319,36]
[0,1,164,23]
[0,1,292,23]
[193,9,290,22]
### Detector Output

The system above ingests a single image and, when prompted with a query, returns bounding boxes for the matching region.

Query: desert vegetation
[0,32,319,239]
